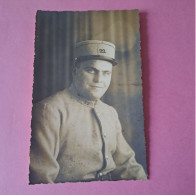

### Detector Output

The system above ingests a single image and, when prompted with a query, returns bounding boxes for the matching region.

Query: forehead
[78,60,113,72]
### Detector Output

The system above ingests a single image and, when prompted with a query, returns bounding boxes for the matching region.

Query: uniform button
[106,155,109,160]
[103,133,107,138]
[99,172,103,176]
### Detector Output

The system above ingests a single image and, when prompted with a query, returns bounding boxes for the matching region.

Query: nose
[94,72,103,83]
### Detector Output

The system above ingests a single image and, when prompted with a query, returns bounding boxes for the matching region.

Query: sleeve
[29,102,61,184]
[111,108,147,180]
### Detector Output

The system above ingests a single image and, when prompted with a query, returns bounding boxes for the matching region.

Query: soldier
[29,40,147,184]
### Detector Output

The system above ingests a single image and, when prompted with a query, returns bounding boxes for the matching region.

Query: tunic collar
[68,84,100,108]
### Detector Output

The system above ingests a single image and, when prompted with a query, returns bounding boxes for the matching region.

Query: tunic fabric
[29,84,147,184]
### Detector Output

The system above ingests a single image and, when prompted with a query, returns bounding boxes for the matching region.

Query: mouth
[90,85,104,89]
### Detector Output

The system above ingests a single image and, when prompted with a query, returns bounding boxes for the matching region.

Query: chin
[88,93,103,100]
[94,95,105,100]
[82,88,107,100]
[89,90,107,100]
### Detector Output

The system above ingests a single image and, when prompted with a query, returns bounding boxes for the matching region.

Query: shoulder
[32,88,72,114]
[36,88,71,106]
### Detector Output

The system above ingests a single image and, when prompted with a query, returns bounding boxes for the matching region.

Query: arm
[111,109,147,180]
[29,102,60,184]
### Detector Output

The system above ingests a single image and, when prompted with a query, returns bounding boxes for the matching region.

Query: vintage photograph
[29,9,147,184]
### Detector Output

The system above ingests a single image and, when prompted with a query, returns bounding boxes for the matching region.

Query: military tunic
[29,84,147,184]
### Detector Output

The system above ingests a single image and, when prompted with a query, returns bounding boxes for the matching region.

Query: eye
[103,71,111,76]
[85,68,96,74]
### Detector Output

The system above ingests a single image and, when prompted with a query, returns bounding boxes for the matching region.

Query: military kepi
[75,40,117,65]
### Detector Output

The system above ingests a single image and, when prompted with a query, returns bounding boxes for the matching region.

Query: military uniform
[29,84,147,184]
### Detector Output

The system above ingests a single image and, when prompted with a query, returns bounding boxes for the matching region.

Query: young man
[29,40,147,184]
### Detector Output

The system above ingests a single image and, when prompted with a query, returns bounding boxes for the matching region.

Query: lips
[90,85,104,88]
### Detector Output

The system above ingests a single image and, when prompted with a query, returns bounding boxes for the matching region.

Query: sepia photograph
[29,9,147,184]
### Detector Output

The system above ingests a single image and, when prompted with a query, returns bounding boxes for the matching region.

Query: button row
[99,172,103,176]
[95,111,107,138]
[96,112,101,117]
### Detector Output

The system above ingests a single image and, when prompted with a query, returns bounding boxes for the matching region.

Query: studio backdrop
[32,10,147,172]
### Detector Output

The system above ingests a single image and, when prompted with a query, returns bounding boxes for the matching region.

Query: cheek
[77,72,93,86]
[82,73,94,84]
[105,76,112,86]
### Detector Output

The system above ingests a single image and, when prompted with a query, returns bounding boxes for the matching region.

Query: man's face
[73,60,113,101]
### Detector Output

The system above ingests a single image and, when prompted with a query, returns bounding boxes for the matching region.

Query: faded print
[29,10,147,184]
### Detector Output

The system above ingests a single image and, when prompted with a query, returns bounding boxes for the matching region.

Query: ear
[72,62,77,73]
[72,68,76,79]
[72,63,79,78]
